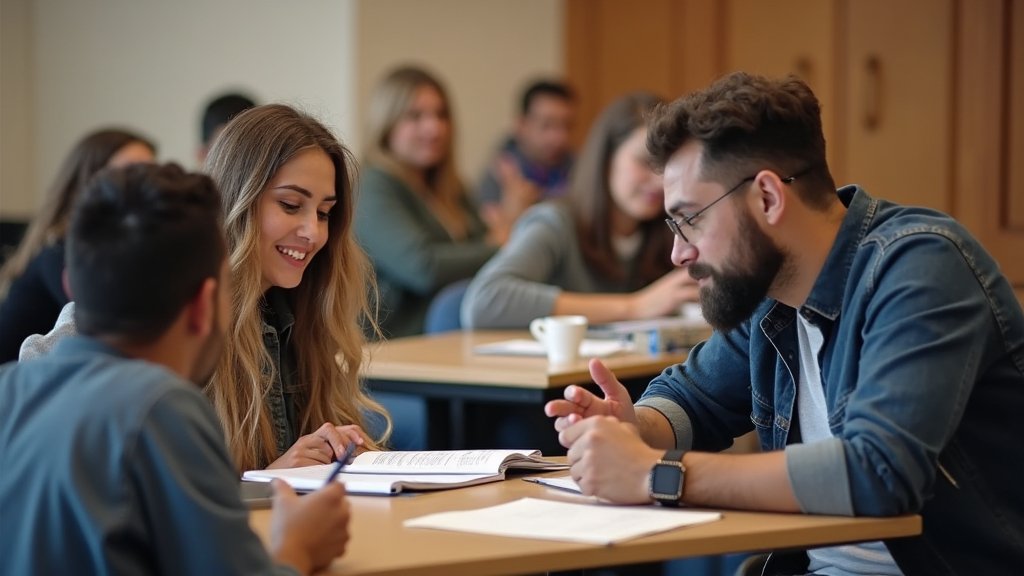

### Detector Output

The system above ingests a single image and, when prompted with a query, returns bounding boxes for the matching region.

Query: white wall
[0,0,35,217]
[1,0,357,219]
[0,0,564,219]
[357,0,564,188]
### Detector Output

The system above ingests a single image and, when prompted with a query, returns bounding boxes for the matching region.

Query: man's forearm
[635,406,678,449]
[681,450,801,512]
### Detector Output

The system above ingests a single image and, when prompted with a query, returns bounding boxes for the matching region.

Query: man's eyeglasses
[665,166,814,243]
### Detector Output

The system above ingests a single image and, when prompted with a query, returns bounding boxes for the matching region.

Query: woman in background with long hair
[356,65,507,338]
[0,128,155,362]
[462,92,697,329]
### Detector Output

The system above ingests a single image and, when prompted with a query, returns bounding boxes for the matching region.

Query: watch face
[652,463,683,498]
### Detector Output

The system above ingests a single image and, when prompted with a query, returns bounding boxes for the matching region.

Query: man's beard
[689,209,786,332]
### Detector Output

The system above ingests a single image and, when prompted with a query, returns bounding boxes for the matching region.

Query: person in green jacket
[356,65,507,338]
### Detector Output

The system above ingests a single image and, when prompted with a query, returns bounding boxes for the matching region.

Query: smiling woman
[204,104,391,472]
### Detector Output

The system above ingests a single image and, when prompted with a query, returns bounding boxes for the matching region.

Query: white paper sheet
[403,497,722,545]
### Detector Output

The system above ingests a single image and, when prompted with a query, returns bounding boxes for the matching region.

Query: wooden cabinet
[724,0,840,173]
[564,0,722,148]
[955,0,1024,302]
[566,0,1024,298]
[839,0,955,211]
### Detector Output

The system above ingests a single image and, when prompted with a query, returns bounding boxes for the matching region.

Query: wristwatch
[649,449,686,507]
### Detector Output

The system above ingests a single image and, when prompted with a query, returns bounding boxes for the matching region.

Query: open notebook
[242,449,567,495]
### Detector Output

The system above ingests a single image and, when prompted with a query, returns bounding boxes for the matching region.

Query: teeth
[277,247,307,261]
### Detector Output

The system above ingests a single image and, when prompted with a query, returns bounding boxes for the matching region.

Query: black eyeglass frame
[665,166,814,243]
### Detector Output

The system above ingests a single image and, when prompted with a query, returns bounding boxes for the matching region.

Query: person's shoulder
[9,242,62,286]
[520,200,577,229]
[32,241,66,264]
[359,164,406,191]
[55,342,197,406]
[870,200,959,236]
[520,200,573,227]
[1,343,205,439]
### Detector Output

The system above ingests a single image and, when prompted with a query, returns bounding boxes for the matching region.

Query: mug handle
[529,318,547,344]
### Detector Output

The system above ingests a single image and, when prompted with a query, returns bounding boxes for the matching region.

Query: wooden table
[362,331,689,449]
[249,473,921,576]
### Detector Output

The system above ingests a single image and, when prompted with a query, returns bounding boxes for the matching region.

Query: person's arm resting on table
[547,358,799,510]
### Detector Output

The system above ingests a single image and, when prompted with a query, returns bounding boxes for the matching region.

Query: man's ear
[61,269,73,300]
[185,278,217,338]
[754,170,787,226]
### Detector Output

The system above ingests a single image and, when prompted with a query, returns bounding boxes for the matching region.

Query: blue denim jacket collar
[760,186,870,346]
[802,186,874,321]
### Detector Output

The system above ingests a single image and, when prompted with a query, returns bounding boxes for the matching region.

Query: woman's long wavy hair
[0,129,155,298]
[364,65,471,239]
[566,92,674,288]
[205,104,391,471]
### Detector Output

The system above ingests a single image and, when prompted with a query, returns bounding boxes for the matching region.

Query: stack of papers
[404,497,722,545]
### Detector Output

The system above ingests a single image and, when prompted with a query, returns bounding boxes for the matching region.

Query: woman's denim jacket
[261,288,301,461]
[638,186,1024,575]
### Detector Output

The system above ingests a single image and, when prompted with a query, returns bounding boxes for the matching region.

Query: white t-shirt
[796,314,902,576]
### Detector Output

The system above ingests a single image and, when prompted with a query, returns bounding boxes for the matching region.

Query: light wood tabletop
[363,330,690,389]
[248,472,921,576]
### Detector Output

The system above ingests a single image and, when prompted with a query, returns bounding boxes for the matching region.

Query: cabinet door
[565,0,721,148]
[841,0,955,210]
[724,0,839,171]
[956,0,1024,301]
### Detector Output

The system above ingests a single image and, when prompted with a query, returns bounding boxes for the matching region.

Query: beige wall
[0,0,35,217]
[0,0,358,220]
[357,0,564,190]
[0,0,565,221]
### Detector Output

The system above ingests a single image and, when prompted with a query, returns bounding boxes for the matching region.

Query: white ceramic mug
[529,315,588,365]
[680,302,704,321]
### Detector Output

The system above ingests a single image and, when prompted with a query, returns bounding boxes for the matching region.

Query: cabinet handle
[864,55,883,130]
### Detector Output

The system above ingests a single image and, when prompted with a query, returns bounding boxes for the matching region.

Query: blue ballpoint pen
[323,442,358,487]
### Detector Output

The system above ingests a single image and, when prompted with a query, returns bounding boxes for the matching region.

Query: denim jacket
[638,186,1024,574]
[261,288,302,463]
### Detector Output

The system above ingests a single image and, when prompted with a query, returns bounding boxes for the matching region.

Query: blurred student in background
[0,128,155,363]
[197,91,257,165]
[356,65,506,339]
[0,162,350,575]
[205,104,391,471]
[462,92,698,329]
[476,79,576,229]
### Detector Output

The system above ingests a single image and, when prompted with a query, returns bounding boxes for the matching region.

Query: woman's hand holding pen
[266,422,369,469]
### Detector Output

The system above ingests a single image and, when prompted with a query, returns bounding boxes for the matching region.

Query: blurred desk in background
[362,330,688,450]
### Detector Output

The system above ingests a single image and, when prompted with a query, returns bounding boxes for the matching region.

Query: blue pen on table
[323,442,358,487]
